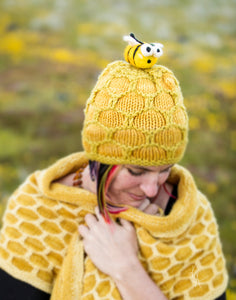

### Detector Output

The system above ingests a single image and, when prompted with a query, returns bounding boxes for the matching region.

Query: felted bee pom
[123,33,163,68]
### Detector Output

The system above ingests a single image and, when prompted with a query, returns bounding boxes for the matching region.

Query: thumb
[143,203,160,215]
[119,218,134,231]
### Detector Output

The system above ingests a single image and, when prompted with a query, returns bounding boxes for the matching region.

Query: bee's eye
[152,43,164,58]
[140,44,154,56]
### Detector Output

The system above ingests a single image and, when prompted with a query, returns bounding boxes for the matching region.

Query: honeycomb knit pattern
[0,152,228,300]
[82,61,188,166]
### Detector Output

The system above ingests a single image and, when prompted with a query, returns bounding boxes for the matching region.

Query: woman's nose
[140,178,159,198]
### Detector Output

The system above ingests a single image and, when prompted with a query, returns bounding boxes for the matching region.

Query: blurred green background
[0,0,235,295]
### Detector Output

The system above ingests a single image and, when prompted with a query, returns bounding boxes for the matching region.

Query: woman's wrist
[111,254,141,283]
[112,255,167,300]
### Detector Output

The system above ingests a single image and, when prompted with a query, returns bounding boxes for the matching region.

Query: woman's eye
[160,167,171,174]
[127,168,143,176]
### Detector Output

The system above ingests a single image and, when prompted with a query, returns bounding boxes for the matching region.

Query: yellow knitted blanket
[0,152,228,299]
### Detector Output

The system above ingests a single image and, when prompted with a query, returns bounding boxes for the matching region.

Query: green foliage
[227,288,236,300]
[0,0,235,292]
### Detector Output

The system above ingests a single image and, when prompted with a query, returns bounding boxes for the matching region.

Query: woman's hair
[89,161,127,222]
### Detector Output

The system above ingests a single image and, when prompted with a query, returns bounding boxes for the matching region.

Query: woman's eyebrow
[129,165,174,172]
[161,164,174,172]
[131,166,152,172]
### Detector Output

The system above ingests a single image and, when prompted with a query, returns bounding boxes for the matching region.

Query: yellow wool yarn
[82,61,188,166]
[0,153,228,299]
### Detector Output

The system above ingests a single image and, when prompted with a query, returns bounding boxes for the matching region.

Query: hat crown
[82,61,188,166]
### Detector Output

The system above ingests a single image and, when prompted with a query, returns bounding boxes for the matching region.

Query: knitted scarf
[0,152,228,299]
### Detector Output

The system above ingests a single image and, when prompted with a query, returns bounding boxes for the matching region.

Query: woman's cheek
[113,173,137,189]
[159,172,170,185]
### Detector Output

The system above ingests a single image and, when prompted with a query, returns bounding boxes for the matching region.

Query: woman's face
[106,164,172,208]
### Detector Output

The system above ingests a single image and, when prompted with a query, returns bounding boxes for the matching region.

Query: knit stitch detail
[0,152,228,299]
[82,61,188,166]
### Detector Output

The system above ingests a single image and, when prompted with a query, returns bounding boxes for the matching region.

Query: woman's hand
[79,207,167,300]
[78,207,138,279]
[138,199,161,215]
[78,201,159,277]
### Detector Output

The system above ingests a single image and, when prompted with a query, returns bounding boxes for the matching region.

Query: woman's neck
[56,166,96,194]
[82,166,96,194]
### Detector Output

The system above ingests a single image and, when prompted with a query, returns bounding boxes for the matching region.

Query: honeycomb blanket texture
[0,152,228,299]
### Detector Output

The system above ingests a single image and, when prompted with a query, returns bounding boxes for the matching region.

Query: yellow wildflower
[189,116,200,130]
[206,113,227,132]
[192,54,215,73]
[219,80,236,99]
[206,182,218,194]
[49,48,77,64]
[0,32,25,58]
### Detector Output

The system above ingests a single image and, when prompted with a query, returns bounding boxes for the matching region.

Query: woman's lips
[128,192,146,201]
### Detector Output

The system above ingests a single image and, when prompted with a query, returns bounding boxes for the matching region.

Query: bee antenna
[130,33,143,44]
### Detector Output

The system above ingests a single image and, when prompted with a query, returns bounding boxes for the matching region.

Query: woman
[0,48,228,299]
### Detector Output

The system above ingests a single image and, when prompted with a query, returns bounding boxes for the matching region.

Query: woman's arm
[112,253,167,300]
[79,207,167,300]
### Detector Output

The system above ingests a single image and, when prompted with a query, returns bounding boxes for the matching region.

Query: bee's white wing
[123,35,140,46]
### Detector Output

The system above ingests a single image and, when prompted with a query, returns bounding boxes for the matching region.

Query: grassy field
[0,0,235,295]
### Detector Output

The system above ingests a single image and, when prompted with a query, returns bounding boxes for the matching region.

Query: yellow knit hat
[82,60,188,166]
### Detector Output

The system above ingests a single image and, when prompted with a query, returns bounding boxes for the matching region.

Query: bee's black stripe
[133,44,141,65]
[127,47,132,63]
